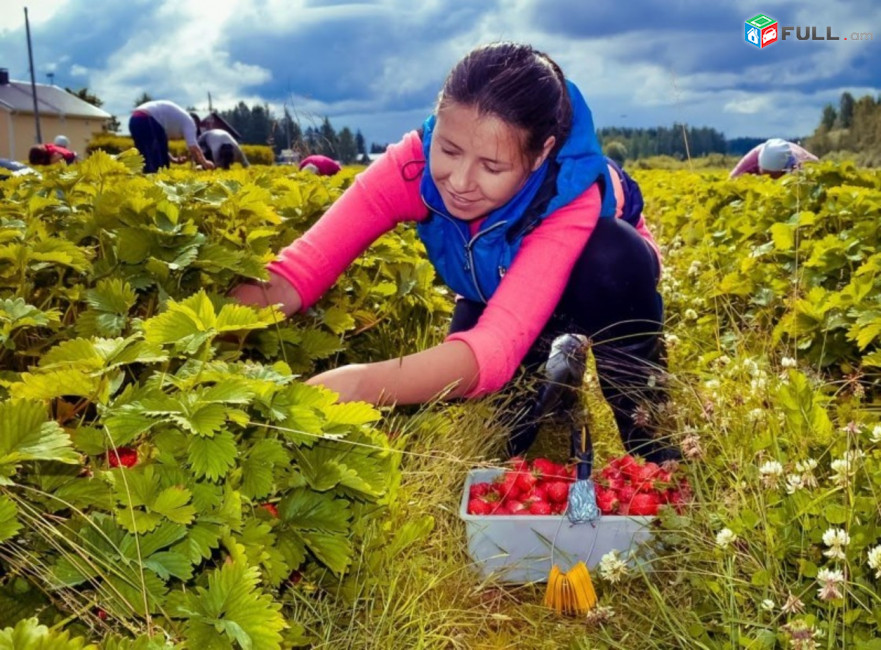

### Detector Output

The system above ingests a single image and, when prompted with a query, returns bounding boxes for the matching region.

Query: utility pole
[25,7,42,143]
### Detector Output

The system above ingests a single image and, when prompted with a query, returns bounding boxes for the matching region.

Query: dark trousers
[129,114,170,173]
[450,216,677,462]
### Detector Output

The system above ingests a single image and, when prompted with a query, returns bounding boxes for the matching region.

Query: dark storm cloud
[0,0,160,85]
[527,1,746,38]
[223,2,493,108]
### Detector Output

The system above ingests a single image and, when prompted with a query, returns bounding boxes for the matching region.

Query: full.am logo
[745,14,873,48]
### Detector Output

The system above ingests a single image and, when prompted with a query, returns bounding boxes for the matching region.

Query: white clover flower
[664,333,680,348]
[742,358,760,376]
[781,620,819,649]
[816,568,845,601]
[598,550,629,583]
[716,354,731,367]
[785,473,805,494]
[795,458,819,489]
[584,605,615,625]
[830,450,862,488]
[760,599,775,612]
[687,260,701,277]
[750,376,768,392]
[704,379,720,391]
[747,408,766,423]
[867,545,881,578]
[870,425,881,444]
[684,308,699,321]
[822,528,850,560]
[780,592,805,615]
[795,459,817,473]
[759,460,784,476]
[781,356,797,368]
[681,433,704,460]
[716,528,737,549]
[841,421,862,435]
[759,460,783,488]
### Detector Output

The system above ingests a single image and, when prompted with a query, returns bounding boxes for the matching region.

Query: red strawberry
[628,492,660,516]
[545,481,570,504]
[469,482,492,499]
[508,456,529,472]
[531,457,557,478]
[107,446,138,468]
[611,454,639,474]
[493,505,512,516]
[515,471,538,493]
[507,500,528,514]
[600,466,624,481]
[288,570,303,585]
[530,484,549,502]
[528,500,553,515]
[494,473,521,501]
[95,608,108,621]
[616,485,637,514]
[468,498,494,515]
[600,475,626,491]
[595,488,619,515]
[259,503,279,518]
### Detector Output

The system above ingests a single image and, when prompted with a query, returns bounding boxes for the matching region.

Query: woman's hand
[228,271,303,317]
[306,341,480,405]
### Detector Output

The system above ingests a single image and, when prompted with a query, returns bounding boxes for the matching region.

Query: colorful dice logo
[745,14,778,48]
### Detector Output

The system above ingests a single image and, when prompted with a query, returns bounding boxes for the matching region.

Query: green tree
[318,117,338,158]
[64,87,103,107]
[838,92,855,129]
[337,127,357,164]
[820,104,837,130]
[133,92,153,109]
[355,130,366,156]
[604,140,628,166]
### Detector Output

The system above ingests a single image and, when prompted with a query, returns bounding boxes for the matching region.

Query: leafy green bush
[0,151,449,647]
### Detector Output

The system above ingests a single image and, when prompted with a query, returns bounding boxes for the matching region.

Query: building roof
[0,80,111,119]
[201,111,243,142]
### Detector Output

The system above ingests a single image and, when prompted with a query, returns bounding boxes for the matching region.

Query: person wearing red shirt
[28,143,77,165]
[299,154,342,176]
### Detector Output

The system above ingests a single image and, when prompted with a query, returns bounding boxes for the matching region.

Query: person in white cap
[729,138,818,179]
[53,135,70,148]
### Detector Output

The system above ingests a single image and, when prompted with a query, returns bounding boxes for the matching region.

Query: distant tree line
[67,86,881,167]
[805,91,881,166]
[597,125,730,160]
[212,103,369,164]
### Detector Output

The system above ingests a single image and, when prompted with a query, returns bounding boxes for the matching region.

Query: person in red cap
[298,154,341,176]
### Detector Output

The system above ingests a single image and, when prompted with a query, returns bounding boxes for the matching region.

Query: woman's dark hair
[217,143,235,170]
[28,145,51,166]
[438,42,572,160]
[190,112,202,138]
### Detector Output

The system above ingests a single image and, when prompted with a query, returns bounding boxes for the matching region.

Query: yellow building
[0,68,111,161]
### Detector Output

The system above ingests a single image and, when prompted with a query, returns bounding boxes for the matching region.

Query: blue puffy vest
[417,81,617,303]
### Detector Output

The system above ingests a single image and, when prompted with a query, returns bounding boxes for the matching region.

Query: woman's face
[429,102,552,221]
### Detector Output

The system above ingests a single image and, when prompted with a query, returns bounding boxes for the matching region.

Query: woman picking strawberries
[232,42,679,463]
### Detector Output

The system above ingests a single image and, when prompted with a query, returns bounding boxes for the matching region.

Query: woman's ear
[532,135,556,171]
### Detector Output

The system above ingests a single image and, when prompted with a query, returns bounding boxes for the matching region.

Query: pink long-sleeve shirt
[269,131,660,398]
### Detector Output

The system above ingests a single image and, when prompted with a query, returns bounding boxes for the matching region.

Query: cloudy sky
[1,0,878,147]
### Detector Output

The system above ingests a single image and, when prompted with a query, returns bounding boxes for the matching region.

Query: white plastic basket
[459,468,655,583]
